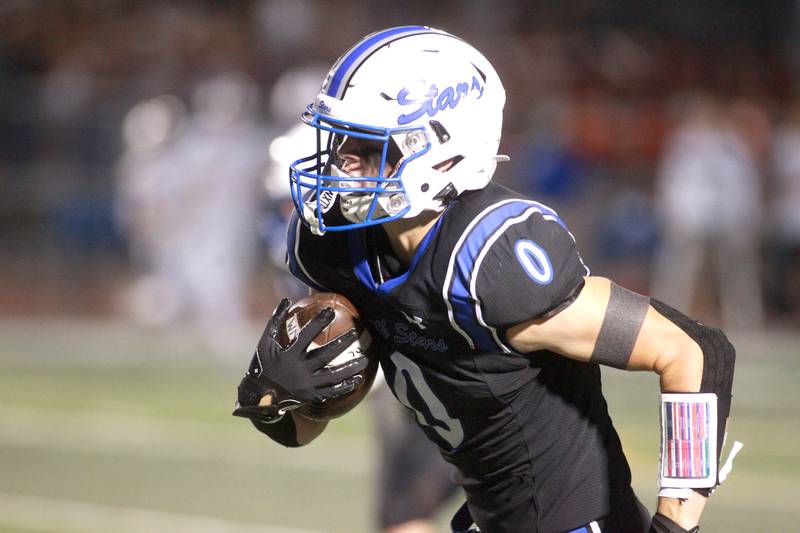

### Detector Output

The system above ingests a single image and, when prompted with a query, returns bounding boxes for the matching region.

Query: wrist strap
[650,512,699,533]
[658,487,693,499]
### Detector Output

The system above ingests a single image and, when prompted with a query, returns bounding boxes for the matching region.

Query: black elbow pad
[650,298,736,485]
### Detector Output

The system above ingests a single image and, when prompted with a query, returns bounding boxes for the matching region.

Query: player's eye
[357,141,383,161]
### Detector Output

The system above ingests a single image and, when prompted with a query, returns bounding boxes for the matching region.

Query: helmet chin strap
[301,172,340,236]
[301,200,327,236]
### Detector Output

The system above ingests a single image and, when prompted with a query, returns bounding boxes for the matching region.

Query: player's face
[336,135,395,181]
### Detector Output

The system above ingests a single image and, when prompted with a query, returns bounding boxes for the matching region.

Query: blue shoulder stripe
[444,199,566,352]
[348,230,378,291]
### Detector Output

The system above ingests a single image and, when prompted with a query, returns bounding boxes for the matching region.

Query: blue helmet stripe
[325,25,437,99]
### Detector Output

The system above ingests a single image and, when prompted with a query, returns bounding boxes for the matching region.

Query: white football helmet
[289,26,507,234]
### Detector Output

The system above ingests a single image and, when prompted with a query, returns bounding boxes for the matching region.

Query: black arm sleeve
[650,298,736,486]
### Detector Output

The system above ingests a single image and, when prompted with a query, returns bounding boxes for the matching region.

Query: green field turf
[0,319,797,532]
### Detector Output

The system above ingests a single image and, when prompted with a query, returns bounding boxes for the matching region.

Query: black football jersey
[287,183,639,533]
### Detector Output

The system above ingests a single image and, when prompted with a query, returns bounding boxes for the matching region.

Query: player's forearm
[648,322,707,529]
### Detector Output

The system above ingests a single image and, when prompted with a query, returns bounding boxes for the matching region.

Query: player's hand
[232,298,367,423]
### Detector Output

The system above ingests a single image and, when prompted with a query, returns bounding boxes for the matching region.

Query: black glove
[649,513,699,533]
[232,298,367,423]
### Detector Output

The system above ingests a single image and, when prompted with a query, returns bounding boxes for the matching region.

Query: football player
[234,26,739,533]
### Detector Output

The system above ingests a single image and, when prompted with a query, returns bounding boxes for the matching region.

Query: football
[279,292,379,422]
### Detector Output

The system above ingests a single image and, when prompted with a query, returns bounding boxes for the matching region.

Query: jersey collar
[349,214,445,294]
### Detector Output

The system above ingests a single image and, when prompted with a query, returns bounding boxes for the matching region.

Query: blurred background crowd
[3,0,800,347]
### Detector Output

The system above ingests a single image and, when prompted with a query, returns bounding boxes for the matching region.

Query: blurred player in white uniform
[115,94,189,326]
[262,65,327,300]
[116,72,269,358]
[651,93,764,330]
[767,95,800,321]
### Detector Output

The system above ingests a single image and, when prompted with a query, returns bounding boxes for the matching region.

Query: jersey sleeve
[285,211,330,292]
[477,210,587,329]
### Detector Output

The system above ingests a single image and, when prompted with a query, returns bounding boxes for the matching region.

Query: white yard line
[0,405,372,475]
[0,491,325,533]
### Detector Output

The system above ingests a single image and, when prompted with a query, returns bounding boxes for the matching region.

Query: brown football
[278,292,379,422]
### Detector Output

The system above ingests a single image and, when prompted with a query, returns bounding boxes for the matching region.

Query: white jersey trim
[470,205,548,353]
[443,199,568,352]
[442,199,519,349]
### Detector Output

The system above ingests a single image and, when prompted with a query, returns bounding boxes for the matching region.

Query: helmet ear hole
[432,155,464,172]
